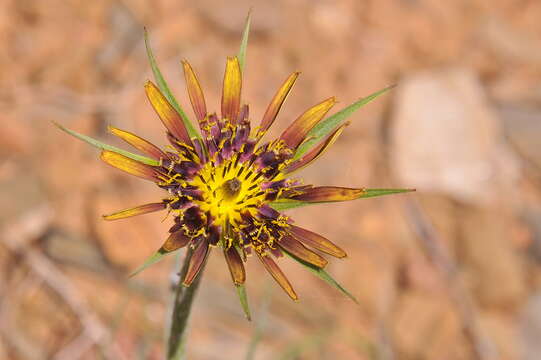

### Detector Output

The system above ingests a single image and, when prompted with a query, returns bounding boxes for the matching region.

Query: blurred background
[1,0,541,359]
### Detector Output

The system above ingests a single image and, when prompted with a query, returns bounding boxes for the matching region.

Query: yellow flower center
[192,156,269,226]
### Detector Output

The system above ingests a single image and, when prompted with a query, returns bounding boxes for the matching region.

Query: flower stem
[167,248,205,359]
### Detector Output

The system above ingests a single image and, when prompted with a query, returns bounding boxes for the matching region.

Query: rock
[390,68,520,205]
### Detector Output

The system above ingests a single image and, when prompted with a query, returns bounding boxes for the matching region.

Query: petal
[259,72,300,136]
[144,80,192,145]
[285,122,347,174]
[100,150,158,181]
[256,252,298,300]
[182,60,207,122]
[183,238,210,286]
[278,235,328,268]
[290,186,365,202]
[108,126,166,160]
[224,247,246,285]
[280,97,336,149]
[161,231,192,253]
[289,225,346,258]
[221,56,242,123]
[102,202,165,221]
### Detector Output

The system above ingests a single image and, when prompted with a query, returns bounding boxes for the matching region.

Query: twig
[0,205,127,360]
[403,199,498,360]
[0,274,47,360]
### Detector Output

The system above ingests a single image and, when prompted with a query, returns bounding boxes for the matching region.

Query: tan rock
[390,68,520,205]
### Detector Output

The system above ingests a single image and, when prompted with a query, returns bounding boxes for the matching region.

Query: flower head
[59,27,413,308]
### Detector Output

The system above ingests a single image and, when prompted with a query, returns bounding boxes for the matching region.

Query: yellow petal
[182,60,207,122]
[221,56,242,123]
[100,150,158,181]
[280,97,336,149]
[102,202,165,221]
[144,81,192,144]
[259,72,300,136]
[108,126,166,160]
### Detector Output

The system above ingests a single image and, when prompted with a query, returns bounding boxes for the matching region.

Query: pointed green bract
[284,251,358,304]
[130,250,172,277]
[294,85,396,160]
[54,121,160,166]
[355,188,415,198]
[269,200,306,211]
[238,10,252,71]
[236,284,251,321]
[144,29,201,140]
[271,188,415,211]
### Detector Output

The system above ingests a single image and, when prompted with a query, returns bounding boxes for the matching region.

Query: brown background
[1,0,541,359]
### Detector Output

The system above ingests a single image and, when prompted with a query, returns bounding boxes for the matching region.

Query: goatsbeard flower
[59,42,412,305]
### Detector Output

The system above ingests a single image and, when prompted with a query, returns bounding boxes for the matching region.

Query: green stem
[166,248,205,359]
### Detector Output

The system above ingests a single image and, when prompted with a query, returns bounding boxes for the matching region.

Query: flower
[57,28,413,306]
[97,55,410,301]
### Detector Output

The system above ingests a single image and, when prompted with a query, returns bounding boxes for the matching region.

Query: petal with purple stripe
[100,150,158,181]
[182,60,207,122]
[145,80,192,146]
[221,57,242,123]
[183,238,210,286]
[285,122,347,174]
[259,72,300,136]
[161,230,192,252]
[256,252,298,300]
[280,97,336,149]
[289,225,346,258]
[290,186,366,202]
[108,126,167,160]
[278,235,328,268]
[102,202,165,221]
[224,246,246,285]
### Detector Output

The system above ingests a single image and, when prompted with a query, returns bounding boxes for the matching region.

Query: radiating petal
[259,72,300,136]
[280,96,336,149]
[108,126,166,160]
[221,56,242,123]
[278,235,328,268]
[291,186,365,202]
[289,225,346,258]
[100,150,158,181]
[161,231,192,253]
[102,202,165,221]
[183,239,210,286]
[294,85,395,159]
[256,252,298,300]
[285,122,347,174]
[182,60,207,122]
[224,247,246,285]
[144,29,201,140]
[54,121,159,166]
[144,80,192,145]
